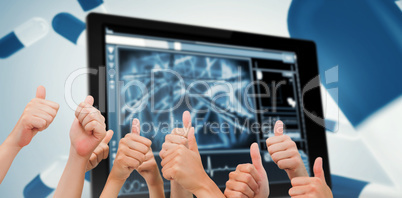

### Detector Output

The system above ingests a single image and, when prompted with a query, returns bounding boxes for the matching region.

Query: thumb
[274,120,284,136]
[131,119,141,136]
[102,130,114,144]
[188,127,198,153]
[182,110,191,135]
[36,85,46,99]
[85,95,94,106]
[250,143,264,171]
[313,157,326,183]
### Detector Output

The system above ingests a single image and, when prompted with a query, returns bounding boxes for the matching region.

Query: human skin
[160,111,193,198]
[86,130,114,172]
[0,86,59,184]
[100,118,164,198]
[266,120,308,180]
[54,95,108,198]
[160,111,225,198]
[224,143,270,198]
[288,157,333,198]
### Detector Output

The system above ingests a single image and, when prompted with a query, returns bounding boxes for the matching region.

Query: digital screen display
[104,28,310,196]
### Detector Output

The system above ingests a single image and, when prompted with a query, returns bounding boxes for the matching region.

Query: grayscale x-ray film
[117,49,257,152]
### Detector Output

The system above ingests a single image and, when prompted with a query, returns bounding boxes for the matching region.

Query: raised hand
[160,124,224,197]
[289,157,333,198]
[86,130,114,171]
[266,120,308,180]
[11,85,60,148]
[160,111,193,198]
[100,119,156,198]
[70,95,107,158]
[54,95,108,198]
[224,143,269,198]
[109,119,152,181]
[1,86,59,184]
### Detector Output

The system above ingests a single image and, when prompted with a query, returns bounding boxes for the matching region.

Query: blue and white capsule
[0,17,49,59]
[78,0,108,12]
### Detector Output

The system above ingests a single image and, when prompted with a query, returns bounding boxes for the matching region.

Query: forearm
[0,137,21,184]
[170,181,192,198]
[54,147,88,198]
[287,164,309,180]
[147,180,165,198]
[100,174,125,198]
[193,176,224,198]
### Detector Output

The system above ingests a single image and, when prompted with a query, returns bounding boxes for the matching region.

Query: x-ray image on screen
[117,48,257,152]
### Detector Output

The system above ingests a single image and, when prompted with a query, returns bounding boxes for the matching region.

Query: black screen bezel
[86,13,331,198]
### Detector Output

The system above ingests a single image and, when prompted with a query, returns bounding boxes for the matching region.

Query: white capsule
[15,17,49,47]
[0,17,49,58]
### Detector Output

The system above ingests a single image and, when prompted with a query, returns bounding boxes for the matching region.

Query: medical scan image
[117,49,258,152]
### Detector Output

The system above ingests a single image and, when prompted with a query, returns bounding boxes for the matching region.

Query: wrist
[7,124,24,150]
[287,166,309,179]
[3,135,23,153]
[192,174,224,197]
[143,166,163,187]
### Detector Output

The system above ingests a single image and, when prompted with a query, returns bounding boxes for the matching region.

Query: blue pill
[52,13,85,44]
[78,0,104,11]
[0,18,49,59]
[23,175,53,198]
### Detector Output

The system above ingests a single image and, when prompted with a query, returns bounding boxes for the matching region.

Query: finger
[92,148,103,166]
[102,130,114,144]
[165,134,188,146]
[277,157,300,170]
[274,120,284,136]
[160,143,180,159]
[267,140,295,154]
[82,110,103,129]
[125,133,152,148]
[289,186,309,196]
[224,189,248,198]
[121,146,146,164]
[250,143,264,173]
[160,151,179,167]
[291,177,312,186]
[123,138,150,155]
[131,118,140,135]
[270,149,299,164]
[117,154,141,169]
[162,142,182,152]
[75,102,86,119]
[172,128,188,137]
[102,143,109,160]
[84,120,105,135]
[162,166,175,181]
[182,110,191,135]
[229,171,259,195]
[30,116,47,131]
[33,111,54,127]
[313,157,326,182]
[226,180,254,198]
[33,98,60,111]
[87,154,96,171]
[188,127,198,153]
[77,103,95,123]
[266,135,290,147]
[36,85,46,99]
[237,164,261,185]
[36,103,58,118]
[85,95,94,105]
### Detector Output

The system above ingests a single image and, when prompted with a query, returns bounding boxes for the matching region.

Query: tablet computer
[87,13,330,197]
